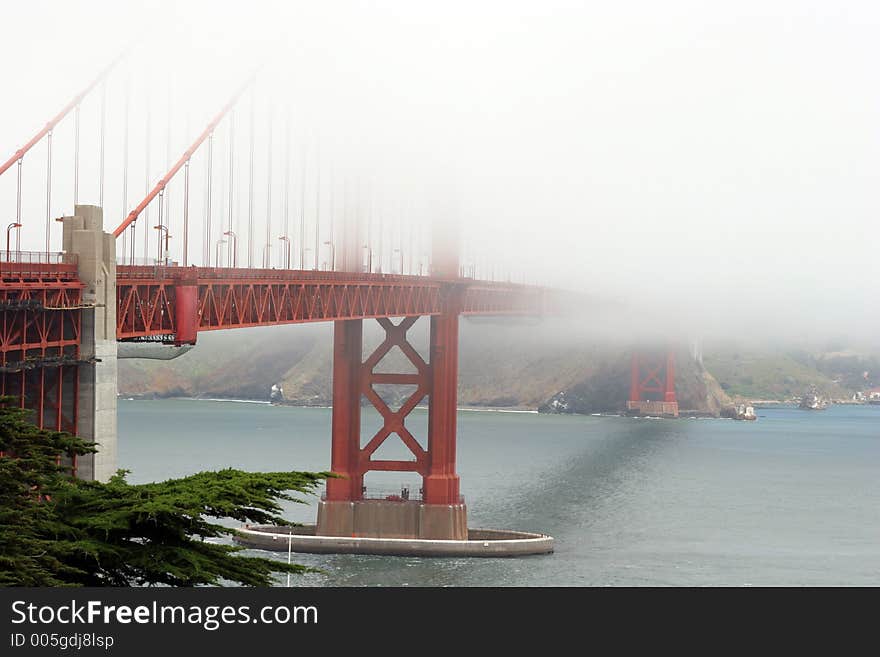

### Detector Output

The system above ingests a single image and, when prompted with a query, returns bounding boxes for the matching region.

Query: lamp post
[323,240,335,271]
[6,222,22,262]
[363,245,372,273]
[223,230,237,268]
[215,239,226,267]
[154,225,171,266]
[393,248,402,274]
[270,531,294,587]
[278,235,290,269]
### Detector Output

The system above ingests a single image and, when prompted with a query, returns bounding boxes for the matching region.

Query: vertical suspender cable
[15,159,22,257]
[248,89,255,268]
[46,131,52,258]
[205,132,214,266]
[265,109,273,268]
[328,166,334,271]
[129,225,136,266]
[73,103,80,207]
[164,80,172,261]
[157,190,164,264]
[99,82,106,207]
[408,199,414,275]
[144,101,151,264]
[227,109,235,266]
[367,182,373,272]
[299,142,306,268]
[378,188,383,273]
[183,159,190,266]
[314,142,320,270]
[283,112,290,244]
[121,77,130,263]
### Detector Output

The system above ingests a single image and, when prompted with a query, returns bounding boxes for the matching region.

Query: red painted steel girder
[0,273,83,452]
[116,266,546,340]
[629,350,676,403]
[357,316,430,476]
[325,314,462,503]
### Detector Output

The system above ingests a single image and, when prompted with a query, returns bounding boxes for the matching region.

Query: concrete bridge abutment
[62,205,117,482]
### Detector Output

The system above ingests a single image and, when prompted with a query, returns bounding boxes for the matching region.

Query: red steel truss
[116,265,546,343]
[627,350,678,417]
[325,312,462,506]
[0,261,84,470]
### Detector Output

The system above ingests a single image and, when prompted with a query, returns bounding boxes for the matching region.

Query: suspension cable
[328,165,334,270]
[99,81,106,207]
[205,132,214,266]
[299,142,306,269]
[112,73,255,239]
[0,51,125,179]
[144,100,151,264]
[46,130,52,257]
[129,223,136,267]
[283,111,290,248]
[247,89,255,268]
[73,103,80,207]
[156,189,164,264]
[164,79,172,261]
[227,108,235,266]
[15,159,22,257]
[121,75,130,263]
[183,158,190,266]
[314,142,320,270]
[264,109,272,268]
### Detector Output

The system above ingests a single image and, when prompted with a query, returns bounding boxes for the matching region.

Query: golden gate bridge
[0,54,675,550]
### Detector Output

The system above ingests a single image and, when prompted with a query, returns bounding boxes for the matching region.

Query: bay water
[118,400,880,586]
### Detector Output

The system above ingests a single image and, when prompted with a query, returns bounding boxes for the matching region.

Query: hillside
[701,340,880,402]
[118,319,734,414]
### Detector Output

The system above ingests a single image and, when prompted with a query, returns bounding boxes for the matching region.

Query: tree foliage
[0,397,327,586]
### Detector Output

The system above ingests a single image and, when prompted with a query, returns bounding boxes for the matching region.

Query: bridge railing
[320,486,466,504]
[1,250,76,265]
[116,264,450,284]
[0,251,79,280]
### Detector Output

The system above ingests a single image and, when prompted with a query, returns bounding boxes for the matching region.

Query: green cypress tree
[0,397,328,586]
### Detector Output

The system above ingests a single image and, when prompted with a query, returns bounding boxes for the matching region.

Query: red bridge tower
[627,350,679,418]
[318,212,467,540]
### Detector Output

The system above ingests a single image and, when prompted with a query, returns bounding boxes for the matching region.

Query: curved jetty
[234,524,554,558]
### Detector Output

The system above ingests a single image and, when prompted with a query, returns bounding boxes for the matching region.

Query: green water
[118,400,880,586]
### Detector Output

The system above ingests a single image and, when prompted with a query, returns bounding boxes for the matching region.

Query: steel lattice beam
[116,266,546,341]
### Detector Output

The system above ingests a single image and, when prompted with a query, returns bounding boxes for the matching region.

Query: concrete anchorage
[61,205,117,482]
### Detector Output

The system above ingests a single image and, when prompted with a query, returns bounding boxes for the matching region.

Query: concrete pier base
[316,499,468,540]
[235,524,554,558]
[626,400,679,418]
[62,205,117,482]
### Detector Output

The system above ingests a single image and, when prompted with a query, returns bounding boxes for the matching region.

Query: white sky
[1,1,877,342]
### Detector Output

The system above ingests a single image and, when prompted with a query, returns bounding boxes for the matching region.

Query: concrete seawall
[234,524,554,558]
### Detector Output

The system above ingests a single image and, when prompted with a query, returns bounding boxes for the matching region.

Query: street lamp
[6,222,21,262]
[393,248,402,275]
[278,236,290,269]
[323,240,335,271]
[223,230,237,268]
[154,225,171,266]
[215,239,226,267]
[363,244,372,273]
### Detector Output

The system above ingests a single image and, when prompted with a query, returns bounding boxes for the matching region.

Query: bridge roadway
[115,264,546,343]
[0,207,550,499]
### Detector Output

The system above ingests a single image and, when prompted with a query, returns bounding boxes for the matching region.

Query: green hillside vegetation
[701,342,876,401]
[119,320,734,414]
